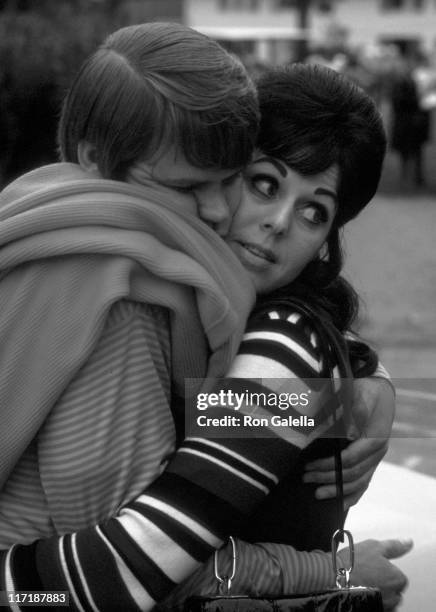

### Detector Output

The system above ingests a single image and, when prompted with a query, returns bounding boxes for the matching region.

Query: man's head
[58,22,259,229]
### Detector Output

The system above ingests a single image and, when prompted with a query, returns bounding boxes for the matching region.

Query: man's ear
[77,141,100,175]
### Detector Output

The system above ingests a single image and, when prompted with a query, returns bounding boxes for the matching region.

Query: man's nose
[196,187,230,235]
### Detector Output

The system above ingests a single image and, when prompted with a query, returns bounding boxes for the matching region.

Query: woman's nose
[261,205,292,235]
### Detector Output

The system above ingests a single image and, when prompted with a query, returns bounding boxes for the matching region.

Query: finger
[303,469,335,484]
[339,437,388,469]
[345,422,363,441]
[380,569,409,611]
[304,455,335,473]
[304,466,372,486]
[340,458,379,484]
[341,473,372,495]
[304,459,377,485]
[343,490,365,511]
[383,591,403,612]
[313,473,371,500]
[342,453,386,484]
[304,438,388,473]
[381,538,414,560]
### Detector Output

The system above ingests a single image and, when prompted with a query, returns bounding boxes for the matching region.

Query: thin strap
[254,296,352,533]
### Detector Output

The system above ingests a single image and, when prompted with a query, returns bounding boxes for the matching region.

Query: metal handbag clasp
[332,529,355,589]
[214,536,237,595]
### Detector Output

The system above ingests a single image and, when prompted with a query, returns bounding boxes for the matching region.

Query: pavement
[343,190,436,350]
[343,184,436,467]
[347,461,436,612]
[342,185,436,467]
[340,186,436,610]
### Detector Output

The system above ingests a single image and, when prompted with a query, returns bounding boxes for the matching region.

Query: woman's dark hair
[254,63,387,331]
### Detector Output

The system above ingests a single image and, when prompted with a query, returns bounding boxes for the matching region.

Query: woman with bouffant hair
[162,63,408,612]
[253,61,386,325]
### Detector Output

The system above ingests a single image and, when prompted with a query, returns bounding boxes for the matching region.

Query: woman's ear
[319,241,329,261]
[77,141,100,175]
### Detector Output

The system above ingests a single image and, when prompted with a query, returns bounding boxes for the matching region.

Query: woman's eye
[301,204,328,225]
[251,174,279,198]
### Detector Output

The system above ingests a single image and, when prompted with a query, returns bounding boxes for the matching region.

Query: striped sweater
[0,301,175,546]
[0,305,356,611]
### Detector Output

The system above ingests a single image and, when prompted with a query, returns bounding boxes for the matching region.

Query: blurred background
[2,0,436,191]
[1,1,435,608]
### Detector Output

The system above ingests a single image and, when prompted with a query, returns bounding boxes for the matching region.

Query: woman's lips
[231,240,277,270]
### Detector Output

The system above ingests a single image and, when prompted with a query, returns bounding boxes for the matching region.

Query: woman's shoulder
[247,303,321,348]
[230,303,325,380]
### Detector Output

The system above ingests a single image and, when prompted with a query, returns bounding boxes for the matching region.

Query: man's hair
[256,62,387,226]
[58,22,259,179]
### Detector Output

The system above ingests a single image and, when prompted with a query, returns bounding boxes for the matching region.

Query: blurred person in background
[389,52,432,187]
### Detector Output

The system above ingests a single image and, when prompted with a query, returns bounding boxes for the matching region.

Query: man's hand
[338,538,413,611]
[304,378,395,508]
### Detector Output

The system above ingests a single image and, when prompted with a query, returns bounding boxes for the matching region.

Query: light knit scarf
[0,163,255,489]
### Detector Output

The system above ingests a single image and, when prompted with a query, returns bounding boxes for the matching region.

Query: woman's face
[225,152,338,294]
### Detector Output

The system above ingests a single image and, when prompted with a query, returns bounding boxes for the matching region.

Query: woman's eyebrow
[253,156,287,177]
[314,187,338,202]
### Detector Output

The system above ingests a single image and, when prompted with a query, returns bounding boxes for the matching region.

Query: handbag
[184,298,384,611]
[184,531,383,611]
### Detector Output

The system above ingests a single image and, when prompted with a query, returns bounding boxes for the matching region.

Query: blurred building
[183,0,316,64]
[183,0,436,63]
[325,0,436,58]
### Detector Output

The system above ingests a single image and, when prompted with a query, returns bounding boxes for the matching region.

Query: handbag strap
[214,297,356,594]
[270,298,356,586]
[254,296,354,534]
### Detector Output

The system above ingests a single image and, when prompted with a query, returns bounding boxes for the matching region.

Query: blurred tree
[0,0,179,185]
[0,0,128,185]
